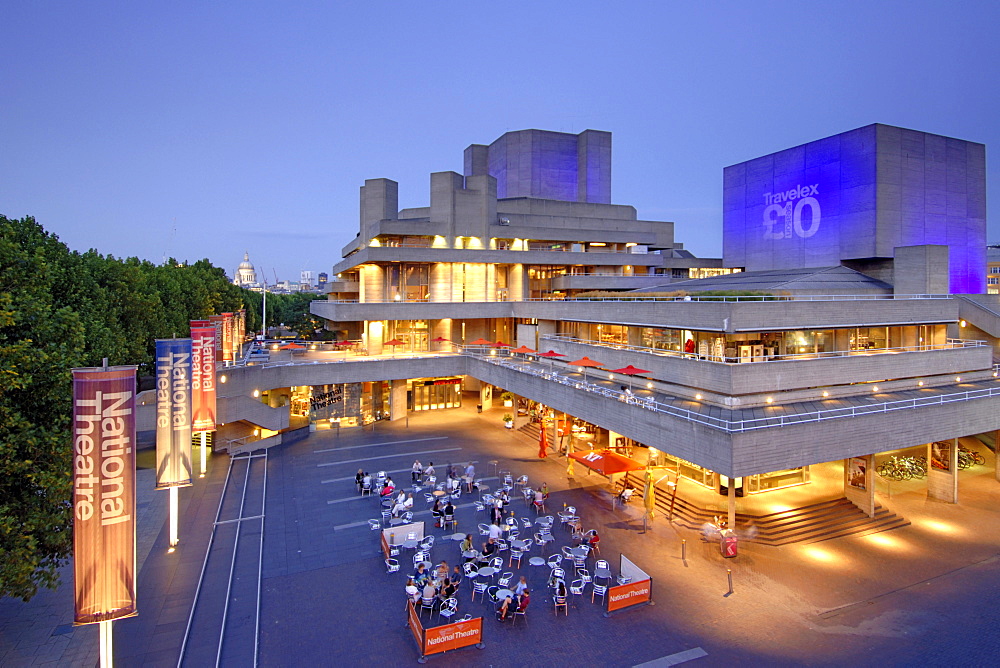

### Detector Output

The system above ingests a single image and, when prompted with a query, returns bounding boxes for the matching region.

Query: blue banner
[155,339,193,489]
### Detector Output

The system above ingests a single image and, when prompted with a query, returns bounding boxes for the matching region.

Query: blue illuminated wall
[464,129,611,204]
[723,124,986,294]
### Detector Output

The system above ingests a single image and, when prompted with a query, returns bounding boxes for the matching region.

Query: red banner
[408,601,423,650]
[221,313,234,363]
[208,315,224,362]
[72,366,138,624]
[190,324,217,432]
[607,578,651,612]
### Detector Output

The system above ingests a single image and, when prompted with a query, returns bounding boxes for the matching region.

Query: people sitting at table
[361,472,372,492]
[498,489,510,506]
[435,561,449,583]
[490,501,503,525]
[451,565,463,589]
[540,482,549,498]
[443,499,455,518]
[421,579,436,603]
[514,576,528,597]
[424,462,435,481]
[411,459,422,482]
[585,530,601,550]
[570,521,586,542]
[392,493,414,517]
[498,595,513,621]
[477,538,497,567]
[356,469,365,492]
[460,534,473,554]
[413,563,430,586]
[405,577,420,604]
[555,579,567,598]
[516,589,530,613]
[431,499,443,527]
[380,478,395,497]
[440,577,457,600]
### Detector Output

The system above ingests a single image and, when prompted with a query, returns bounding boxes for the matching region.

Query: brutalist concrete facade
[723,123,986,294]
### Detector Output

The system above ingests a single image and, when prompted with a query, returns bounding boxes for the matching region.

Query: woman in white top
[405,578,420,604]
[514,576,528,596]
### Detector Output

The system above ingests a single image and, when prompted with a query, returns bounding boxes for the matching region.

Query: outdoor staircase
[517,421,542,442]
[621,471,910,546]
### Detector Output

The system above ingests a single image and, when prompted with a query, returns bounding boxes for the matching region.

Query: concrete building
[212,126,1000,535]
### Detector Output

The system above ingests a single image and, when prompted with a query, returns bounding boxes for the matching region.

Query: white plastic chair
[385,558,399,573]
[591,583,608,604]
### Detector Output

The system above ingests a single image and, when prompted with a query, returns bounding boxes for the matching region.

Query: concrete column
[465,264,487,301]
[627,326,642,347]
[485,264,496,302]
[389,379,408,421]
[429,263,451,302]
[452,265,465,302]
[366,320,384,356]
[995,430,1000,483]
[509,264,524,301]
[927,439,959,503]
[900,325,918,350]
[430,319,451,351]
[362,265,385,303]
[844,455,875,517]
[727,482,736,528]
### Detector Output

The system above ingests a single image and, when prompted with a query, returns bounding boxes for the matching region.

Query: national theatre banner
[72,365,138,624]
[190,323,217,432]
[155,339,193,489]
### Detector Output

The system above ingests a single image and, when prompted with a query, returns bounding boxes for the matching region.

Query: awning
[569,449,645,476]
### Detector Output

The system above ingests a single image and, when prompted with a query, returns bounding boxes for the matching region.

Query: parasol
[568,356,604,384]
[610,365,651,393]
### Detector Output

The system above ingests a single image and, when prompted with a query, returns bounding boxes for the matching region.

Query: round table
[389,518,407,526]
[496,588,514,601]
[568,547,588,560]
[477,567,496,578]
[449,533,466,541]
[462,550,480,560]
[594,567,612,580]
[403,540,419,550]
[528,557,546,566]
[511,539,529,551]
[478,484,490,493]
[433,490,447,497]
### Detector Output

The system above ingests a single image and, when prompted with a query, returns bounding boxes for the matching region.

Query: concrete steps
[622,472,909,546]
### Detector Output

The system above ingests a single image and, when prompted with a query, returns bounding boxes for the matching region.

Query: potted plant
[501,391,513,407]
[503,413,514,429]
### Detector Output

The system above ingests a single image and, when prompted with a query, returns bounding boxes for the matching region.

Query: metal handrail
[317,294,953,304]
[541,334,987,365]
[465,350,1000,433]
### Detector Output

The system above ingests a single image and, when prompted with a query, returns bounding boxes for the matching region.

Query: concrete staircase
[621,471,909,546]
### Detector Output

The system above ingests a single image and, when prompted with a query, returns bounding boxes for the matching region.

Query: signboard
[155,339,193,489]
[847,457,867,491]
[208,315,225,362]
[72,365,138,624]
[423,617,483,656]
[190,324,217,432]
[407,601,423,650]
[607,579,652,612]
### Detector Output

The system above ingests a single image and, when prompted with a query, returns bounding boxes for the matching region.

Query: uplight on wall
[872,386,879,392]
[822,391,829,397]
[220,375,227,383]
[695,394,702,401]
[646,382,653,389]
[918,381,924,386]
[765,397,773,404]
[253,389,260,397]
[956,376,962,382]
[960,320,967,327]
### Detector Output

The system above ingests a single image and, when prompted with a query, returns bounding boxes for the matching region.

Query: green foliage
[263,292,327,339]
[0,215,255,600]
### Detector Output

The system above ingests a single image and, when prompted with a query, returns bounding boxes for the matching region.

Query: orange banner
[72,365,138,624]
[607,578,651,612]
[422,616,482,656]
[221,313,233,362]
[408,601,423,649]
[190,325,217,432]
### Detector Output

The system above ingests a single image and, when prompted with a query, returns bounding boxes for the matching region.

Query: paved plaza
[3,402,1000,666]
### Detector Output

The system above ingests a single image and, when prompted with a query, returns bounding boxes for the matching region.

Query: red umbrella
[568,356,604,384]
[279,342,305,350]
[511,345,536,354]
[384,338,405,358]
[536,350,565,370]
[334,340,353,346]
[538,427,548,459]
[492,341,511,348]
[468,337,493,346]
[610,365,651,393]
[432,336,450,342]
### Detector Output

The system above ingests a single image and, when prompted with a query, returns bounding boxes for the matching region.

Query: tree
[0,216,84,600]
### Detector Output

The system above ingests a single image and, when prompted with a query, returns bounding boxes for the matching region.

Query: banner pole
[100,620,113,667]
[169,487,179,548]
[200,432,208,476]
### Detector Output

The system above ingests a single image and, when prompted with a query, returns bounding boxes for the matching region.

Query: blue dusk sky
[3,1,998,283]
